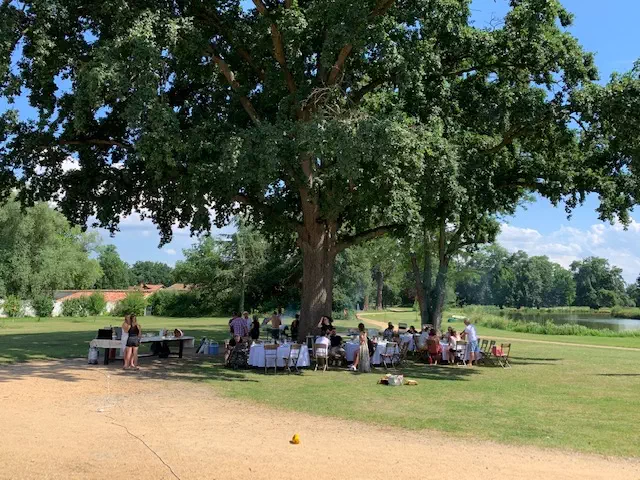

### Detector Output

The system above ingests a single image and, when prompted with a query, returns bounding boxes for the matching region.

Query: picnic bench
[90,336,195,365]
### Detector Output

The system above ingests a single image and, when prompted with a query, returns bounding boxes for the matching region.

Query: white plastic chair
[284,344,302,373]
[380,342,399,370]
[264,344,279,374]
[314,343,329,372]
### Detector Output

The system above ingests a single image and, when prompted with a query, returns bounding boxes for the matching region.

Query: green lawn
[1,313,640,457]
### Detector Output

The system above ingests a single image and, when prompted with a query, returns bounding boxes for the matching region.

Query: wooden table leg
[178,340,184,358]
[104,348,110,365]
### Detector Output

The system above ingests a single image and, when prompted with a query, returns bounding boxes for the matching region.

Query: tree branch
[326,0,396,86]
[336,224,401,253]
[208,49,261,125]
[349,76,391,105]
[233,193,301,227]
[481,125,528,154]
[55,139,132,150]
[194,8,265,81]
[252,0,296,94]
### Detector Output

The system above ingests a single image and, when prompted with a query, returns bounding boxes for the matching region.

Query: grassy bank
[459,304,640,320]
[473,315,640,337]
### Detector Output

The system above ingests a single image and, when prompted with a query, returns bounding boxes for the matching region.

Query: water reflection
[501,311,640,332]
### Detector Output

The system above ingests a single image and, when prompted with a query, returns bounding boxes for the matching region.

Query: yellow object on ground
[291,434,300,444]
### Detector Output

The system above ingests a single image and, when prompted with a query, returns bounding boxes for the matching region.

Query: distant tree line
[454,245,636,309]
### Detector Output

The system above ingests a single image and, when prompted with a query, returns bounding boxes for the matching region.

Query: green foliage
[473,315,640,338]
[2,295,22,317]
[0,198,103,298]
[31,294,54,317]
[130,261,174,286]
[95,245,132,289]
[149,289,215,317]
[86,292,107,316]
[570,257,631,308]
[61,297,90,317]
[113,292,147,317]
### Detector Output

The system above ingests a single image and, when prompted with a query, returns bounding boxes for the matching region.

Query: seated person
[417,327,430,350]
[315,331,331,355]
[317,315,334,334]
[173,328,183,337]
[407,326,418,335]
[329,328,345,364]
[383,322,394,341]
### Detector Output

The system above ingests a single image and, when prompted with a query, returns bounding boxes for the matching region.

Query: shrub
[61,297,90,317]
[31,295,54,317]
[113,292,147,317]
[149,289,213,317]
[86,292,107,316]
[3,295,23,317]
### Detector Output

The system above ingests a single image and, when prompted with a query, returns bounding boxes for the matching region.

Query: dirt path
[358,313,640,351]
[0,359,638,480]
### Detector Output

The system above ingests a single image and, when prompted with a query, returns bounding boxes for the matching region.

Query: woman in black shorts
[126,315,142,370]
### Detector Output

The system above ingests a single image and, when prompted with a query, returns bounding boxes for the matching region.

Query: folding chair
[483,340,496,365]
[412,334,421,354]
[380,342,399,369]
[263,344,279,374]
[479,339,489,356]
[314,343,329,372]
[496,343,512,368]
[396,342,409,368]
[284,343,302,373]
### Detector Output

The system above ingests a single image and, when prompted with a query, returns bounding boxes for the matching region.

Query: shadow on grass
[0,353,258,384]
[0,326,231,363]
[595,373,640,377]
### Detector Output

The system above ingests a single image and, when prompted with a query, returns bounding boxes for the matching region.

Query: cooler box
[208,342,219,355]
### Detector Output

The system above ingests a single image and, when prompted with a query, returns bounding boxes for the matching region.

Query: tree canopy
[130,261,174,286]
[1,0,639,335]
[0,197,102,297]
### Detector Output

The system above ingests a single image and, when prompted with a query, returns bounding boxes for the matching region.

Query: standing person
[228,312,238,334]
[242,311,251,330]
[230,313,249,338]
[126,315,142,370]
[290,314,300,341]
[250,315,261,341]
[447,329,459,365]
[350,323,371,373]
[317,315,333,334]
[269,310,282,340]
[121,315,131,370]
[461,319,479,367]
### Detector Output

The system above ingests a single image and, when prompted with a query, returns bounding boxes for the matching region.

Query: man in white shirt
[462,319,479,366]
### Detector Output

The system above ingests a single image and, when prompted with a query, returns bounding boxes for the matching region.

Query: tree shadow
[0,326,231,363]
[595,373,640,377]
[356,360,480,381]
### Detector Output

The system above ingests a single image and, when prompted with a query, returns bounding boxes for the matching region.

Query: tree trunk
[410,252,428,327]
[429,260,449,331]
[376,269,384,310]
[238,270,245,314]
[363,292,370,311]
[297,196,336,341]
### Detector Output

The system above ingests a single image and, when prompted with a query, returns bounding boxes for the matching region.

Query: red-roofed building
[53,287,163,316]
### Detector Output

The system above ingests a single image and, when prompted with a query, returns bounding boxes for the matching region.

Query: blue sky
[6,1,640,281]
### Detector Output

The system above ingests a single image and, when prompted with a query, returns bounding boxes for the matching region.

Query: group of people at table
[226,310,481,372]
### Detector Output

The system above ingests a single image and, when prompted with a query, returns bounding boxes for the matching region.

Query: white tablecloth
[345,342,360,362]
[371,341,399,365]
[248,343,310,368]
[399,334,415,351]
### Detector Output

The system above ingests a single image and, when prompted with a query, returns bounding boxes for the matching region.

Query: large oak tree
[1,0,638,336]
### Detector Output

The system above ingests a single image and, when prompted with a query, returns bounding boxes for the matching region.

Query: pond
[500,311,640,332]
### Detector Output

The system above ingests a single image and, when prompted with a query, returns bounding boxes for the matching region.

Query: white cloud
[498,222,640,282]
[165,248,177,256]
